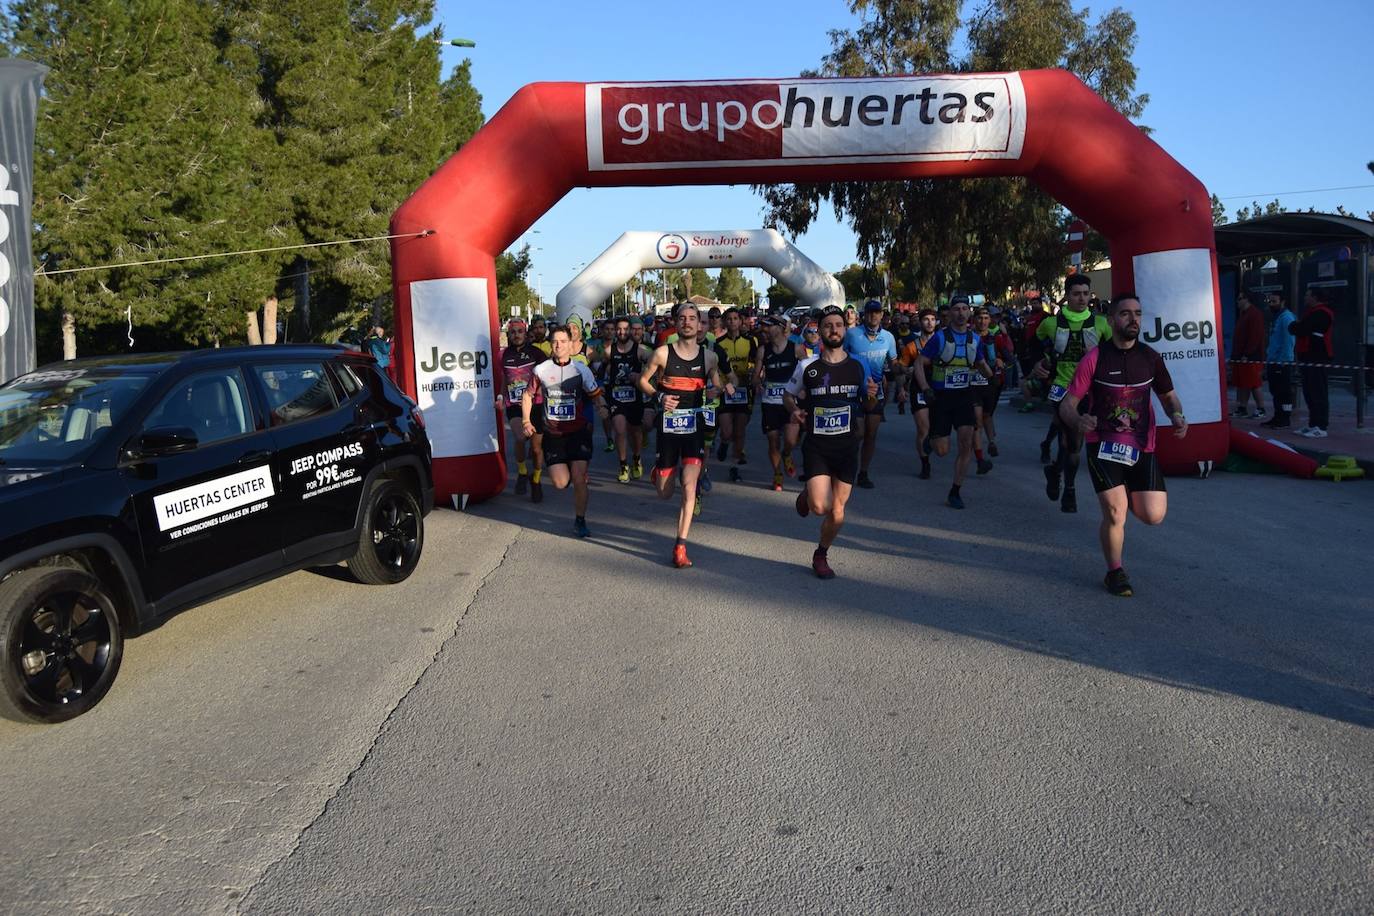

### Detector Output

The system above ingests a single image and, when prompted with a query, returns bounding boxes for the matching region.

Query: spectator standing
[364,324,394,382]
[1261,292,1296,429]
[1289,288,1335,438]
[1229,291,1266,419]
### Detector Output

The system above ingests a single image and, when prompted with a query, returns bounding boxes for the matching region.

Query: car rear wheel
[347,479,425,585]
[0,567,124,724]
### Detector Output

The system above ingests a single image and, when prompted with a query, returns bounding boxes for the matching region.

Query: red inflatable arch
[392,70,1227,506]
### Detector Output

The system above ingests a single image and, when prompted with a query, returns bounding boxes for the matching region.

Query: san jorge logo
[656,233,688,265]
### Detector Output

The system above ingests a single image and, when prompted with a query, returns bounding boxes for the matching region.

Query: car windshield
[0,367,151,465]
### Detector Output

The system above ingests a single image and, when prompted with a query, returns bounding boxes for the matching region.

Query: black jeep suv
[0,345,433,723]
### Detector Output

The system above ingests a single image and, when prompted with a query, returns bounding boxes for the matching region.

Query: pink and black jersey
[502,343,546,406]
[1068,340,1174,453]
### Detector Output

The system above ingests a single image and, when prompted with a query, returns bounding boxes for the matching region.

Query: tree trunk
[246,309,262,346]
[262,296,278,345]
[61,311,76,360]
[293,257,311,341]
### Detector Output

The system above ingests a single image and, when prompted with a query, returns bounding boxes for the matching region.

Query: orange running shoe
[672,544,693,569]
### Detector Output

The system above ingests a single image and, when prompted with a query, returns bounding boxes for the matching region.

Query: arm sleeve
[785,359,810,398]
[1066,348,1098,400]
[1151,350,1175,398]
[898,342,917,367]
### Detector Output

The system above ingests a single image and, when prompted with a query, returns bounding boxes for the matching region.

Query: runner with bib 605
[1058,293,1187,598]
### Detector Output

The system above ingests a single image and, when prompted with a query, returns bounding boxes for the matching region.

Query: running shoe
[946,488,964,510]
[604,439,615,452]
[1251,408,1267,420]
[573,518,590,538]
[514,474,528,496]
[699,468,712,493]
[729,466,741,482]
[672,544,693,569]
[1301,428,1328,439]
[783,455,796,477]
[631,458,643,479]
[716,439,729,461]
[795,491,810,517]
[811,548,836,580]
[1294,426,1312,436]
[918,459,931,480]
[1044,464,1061,501]
[1104,568,1133,597]
[976,457,993,475]
[988,442,999,458]
[1017,403,1036,413]
[1231,405,1248,417]
[1039,441,1052,465]
[856,471,875,489]
[737,451,747,465]
[530,481,543,503]
[617,465,630,484]
[1060,488,1077,513]
[772,473,784,492]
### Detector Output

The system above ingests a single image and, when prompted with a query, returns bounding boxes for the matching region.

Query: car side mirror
[128,426,198,459]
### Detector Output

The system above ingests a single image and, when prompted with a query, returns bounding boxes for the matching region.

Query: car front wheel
[0,567,124,724]
[347,479,425,585]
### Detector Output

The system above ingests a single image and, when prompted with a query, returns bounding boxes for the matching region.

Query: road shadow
[466,409,1374,729]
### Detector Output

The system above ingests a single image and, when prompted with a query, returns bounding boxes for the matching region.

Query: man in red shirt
[1230,291,1266,419]
[1059,293,1188,598]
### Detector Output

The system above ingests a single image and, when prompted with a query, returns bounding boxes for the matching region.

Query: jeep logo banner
[1133,248,1223,426]
[410,278,498,460]
[0,60,46,385]
[585,75,1026,171]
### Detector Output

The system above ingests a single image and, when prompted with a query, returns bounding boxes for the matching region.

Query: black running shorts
[800,438,859,486]
[976,381,1002,416]
[761,404,793,434]
[656,428,705,470]
[609,398,643,425]
[1086,449,1166,494]
[542,426,593,467]
[930,388,977,438]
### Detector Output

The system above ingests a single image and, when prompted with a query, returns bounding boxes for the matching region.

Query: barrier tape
[1227,357,1371,373]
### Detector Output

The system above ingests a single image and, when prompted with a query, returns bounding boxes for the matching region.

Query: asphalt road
[2,404,1371,914]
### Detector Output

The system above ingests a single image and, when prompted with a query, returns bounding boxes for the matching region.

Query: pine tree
[5,0,286,357]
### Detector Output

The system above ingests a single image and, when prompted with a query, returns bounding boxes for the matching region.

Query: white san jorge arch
[555,229,845,325]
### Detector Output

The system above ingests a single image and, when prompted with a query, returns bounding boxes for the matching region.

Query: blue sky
[432,0,1374,301]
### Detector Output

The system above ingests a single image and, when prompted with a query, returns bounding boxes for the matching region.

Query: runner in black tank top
[783,306,878,579]
[605,318,651,482]
[755,316,804,490]
[637,302,732,569]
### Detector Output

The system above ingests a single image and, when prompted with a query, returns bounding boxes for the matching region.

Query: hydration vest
[937,330,977,367]
[1051,311,1100,361]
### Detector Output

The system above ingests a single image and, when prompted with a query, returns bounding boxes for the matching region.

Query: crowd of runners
[495,276,1188,597]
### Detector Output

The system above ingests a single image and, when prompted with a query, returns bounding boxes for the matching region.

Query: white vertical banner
[409,278,498,459]
[1133,248,1222,425]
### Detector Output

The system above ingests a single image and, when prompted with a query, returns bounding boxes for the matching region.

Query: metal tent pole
[1358,241,1369,429]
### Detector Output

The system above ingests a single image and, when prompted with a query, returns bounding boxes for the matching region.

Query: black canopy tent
[1214,213,1372,427]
